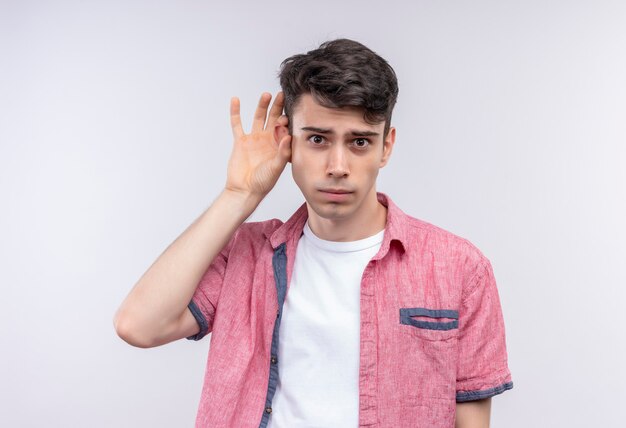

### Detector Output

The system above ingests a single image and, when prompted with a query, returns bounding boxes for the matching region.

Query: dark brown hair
[278,38,399,138]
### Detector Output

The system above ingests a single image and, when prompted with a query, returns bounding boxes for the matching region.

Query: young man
[114,39,513,428]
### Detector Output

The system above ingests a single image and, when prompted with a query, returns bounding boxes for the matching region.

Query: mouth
[318,188,353,201]
[319,188,353,194]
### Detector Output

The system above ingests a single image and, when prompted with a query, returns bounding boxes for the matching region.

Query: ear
[274,121,292,163]
[379,126,396,168]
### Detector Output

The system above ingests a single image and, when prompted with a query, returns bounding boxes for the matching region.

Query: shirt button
[271,355,277,364]
[265,406,272,414]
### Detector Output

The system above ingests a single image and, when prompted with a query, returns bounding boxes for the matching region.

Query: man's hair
[278,38,399,138]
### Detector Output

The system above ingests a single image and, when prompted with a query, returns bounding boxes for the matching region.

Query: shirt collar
[269,191,408,258]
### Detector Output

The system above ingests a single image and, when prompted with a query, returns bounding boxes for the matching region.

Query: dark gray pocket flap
[399,307,459,331]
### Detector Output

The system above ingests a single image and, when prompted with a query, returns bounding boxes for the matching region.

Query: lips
[319,189,353,202]
[320,188,353,194]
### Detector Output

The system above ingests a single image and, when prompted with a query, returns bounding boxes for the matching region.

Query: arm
[113,92,292,348]
[455,398,491,428]
[455,257,513,421]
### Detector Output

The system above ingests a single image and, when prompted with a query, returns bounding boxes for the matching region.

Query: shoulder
[403,214,488,258]
[400,214,491,283]
[230,218,284,246]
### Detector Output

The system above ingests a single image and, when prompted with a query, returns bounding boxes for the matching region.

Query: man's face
[282,93,395,221]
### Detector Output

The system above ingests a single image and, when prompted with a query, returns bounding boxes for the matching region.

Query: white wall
[1,0,625,426]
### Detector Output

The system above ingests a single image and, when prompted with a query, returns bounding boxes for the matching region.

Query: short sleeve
[185,225,241,341]
[456,258,513,402]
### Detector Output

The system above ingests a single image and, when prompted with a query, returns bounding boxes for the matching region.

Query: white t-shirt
[267,219,385,428]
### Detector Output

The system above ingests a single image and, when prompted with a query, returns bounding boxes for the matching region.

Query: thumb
[276,134,292,164]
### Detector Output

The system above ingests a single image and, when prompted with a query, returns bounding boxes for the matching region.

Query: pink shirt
[187,191,513,427]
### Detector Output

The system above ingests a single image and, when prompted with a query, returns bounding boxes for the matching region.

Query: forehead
[291,93,382,131]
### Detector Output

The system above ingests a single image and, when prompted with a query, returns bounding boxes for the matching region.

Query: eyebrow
[300,126,380,137]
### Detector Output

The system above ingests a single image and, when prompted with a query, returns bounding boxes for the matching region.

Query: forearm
[114,188,261,346]
[455,398,491,428]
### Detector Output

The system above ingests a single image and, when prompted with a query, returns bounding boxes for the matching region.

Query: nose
[326,145,349,178]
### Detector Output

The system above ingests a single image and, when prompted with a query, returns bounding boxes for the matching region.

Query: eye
[308,135,325,145]
[353,138,370,148]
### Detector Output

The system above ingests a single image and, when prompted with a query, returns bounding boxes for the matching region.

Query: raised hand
[224,92,292,199]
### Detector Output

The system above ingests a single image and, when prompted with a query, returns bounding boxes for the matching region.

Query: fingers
[251,92,272,133]
[274,134,293,167]
[231,92,288,139]
[230,97,244,139]
[276,114,289,128]
[280,134,292,160]
[266,91,285,129]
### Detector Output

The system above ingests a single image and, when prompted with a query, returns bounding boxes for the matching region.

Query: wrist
[220,188,264,218]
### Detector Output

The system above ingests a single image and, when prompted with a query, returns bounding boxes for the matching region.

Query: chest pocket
[399,307,459,341]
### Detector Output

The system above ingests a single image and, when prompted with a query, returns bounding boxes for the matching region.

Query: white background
[2,0,625,426]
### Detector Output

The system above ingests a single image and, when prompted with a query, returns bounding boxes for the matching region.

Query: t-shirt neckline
[302,219,385,253]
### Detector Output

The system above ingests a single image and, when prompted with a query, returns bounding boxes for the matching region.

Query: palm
[225,92,291,197]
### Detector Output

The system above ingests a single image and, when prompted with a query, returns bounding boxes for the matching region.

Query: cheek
[290,139,304,165]
[291,144,319,177]
[357,162,382,186]
[368,162,381,175]
[360,158,382,177]
[290,158,308,188]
